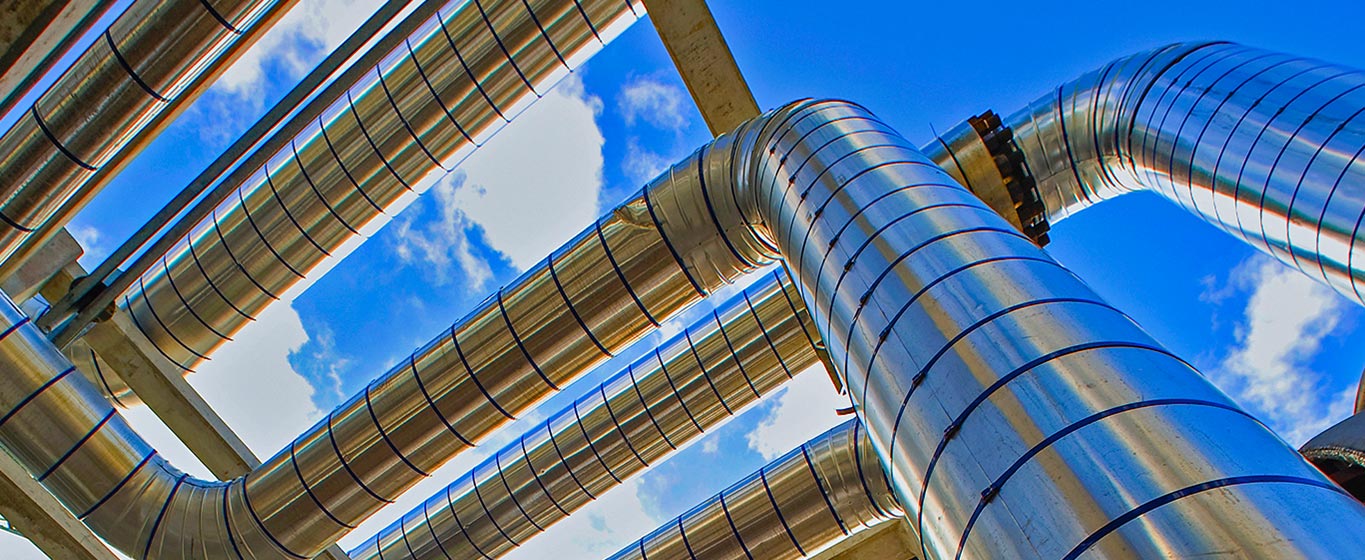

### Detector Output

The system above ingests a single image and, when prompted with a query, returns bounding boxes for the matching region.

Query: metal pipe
[349,269,822,560]
[742,99,1365,559]
[604,419,902,560]
[0,88,769,557]
[0,0,297,262]
[0,0,114,123]
[929,42,1365,305]
[0,0,418,286]
[56,0,645,373]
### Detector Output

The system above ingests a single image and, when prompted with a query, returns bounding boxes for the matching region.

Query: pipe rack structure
[0,0,295,260]
[1,0,1365,554]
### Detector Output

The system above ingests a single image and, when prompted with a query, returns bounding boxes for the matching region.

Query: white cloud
[1208,255,1355,445]
[623,137,672,184]
[619,76,689,131]
[217,0,386,96]
[67,223,106,268]
[392,75,605,278]
[747,364,849,460]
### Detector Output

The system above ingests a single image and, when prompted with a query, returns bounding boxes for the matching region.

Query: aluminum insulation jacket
[669,98,1365,559]
[350,269,823,559]
[604,419,902,560]
[0,0,294,257]
[1001,42,1365,305]
[122,0,644,372]
[0,82,779,560]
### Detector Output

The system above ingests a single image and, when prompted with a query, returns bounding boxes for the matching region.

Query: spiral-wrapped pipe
[928,42,1365,305]
[349,269,823,559]
[604,419,902,560]
[0,0,295,260]
[119,0,644,373]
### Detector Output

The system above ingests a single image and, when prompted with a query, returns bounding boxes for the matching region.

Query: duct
[117,0,644,373]
[350,269,822,560]
[604,419,903,560]
[0,0,295,260]
[928,42,1365,306]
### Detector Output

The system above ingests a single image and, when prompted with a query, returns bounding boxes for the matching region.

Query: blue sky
[4,0,1365,558]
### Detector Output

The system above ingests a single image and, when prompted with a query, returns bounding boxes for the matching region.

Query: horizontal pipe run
[604,419,902,560]
[107,0,645,373]
[350,269,823,560]
[0,0,296,261]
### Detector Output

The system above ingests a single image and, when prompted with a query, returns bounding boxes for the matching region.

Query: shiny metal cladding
[350,270,823,560]
[998,42,1365,305]
[0,0,294,258]
[752,100,1365,559]
[122,0,645,372]
[604,419,901,560]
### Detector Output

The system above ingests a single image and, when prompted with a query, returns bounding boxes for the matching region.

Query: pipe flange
[967,111,1051,246]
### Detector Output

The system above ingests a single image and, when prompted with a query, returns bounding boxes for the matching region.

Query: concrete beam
[811,518,919,560]
[640,0,759,136]
[2,228,83,303]
[0,448,117,560]
[0,0,107,112]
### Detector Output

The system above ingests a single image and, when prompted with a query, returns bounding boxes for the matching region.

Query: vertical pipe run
[746,100,1365,559]
[351,270,824,560]
[604,419,902,560]
[0,0,295,260]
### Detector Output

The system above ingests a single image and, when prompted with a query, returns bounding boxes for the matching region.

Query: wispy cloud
[623,137,672,184]
[66,222,106,268]
[390,173,497,289]
[618,75,690,131]
[747,364,849,460]
[1206,255,1355,445]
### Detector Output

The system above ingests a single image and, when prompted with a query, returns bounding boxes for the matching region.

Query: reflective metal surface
[1301,410,1365,501]
[0,0,293,260]
[750,100,1365,559]
[987,42,1365,305]
[350,270,822,559]
[604,419,902,560]
[121,0,646,372]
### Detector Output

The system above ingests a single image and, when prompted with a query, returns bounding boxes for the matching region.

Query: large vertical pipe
[930,42,1365,306]
[115,0,645,373]
[0,0,295,260]
[604,419,902,560]
[350,270,822,560]
[742,99,1365,559]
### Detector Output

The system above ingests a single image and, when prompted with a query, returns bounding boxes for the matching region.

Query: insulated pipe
[604,419,903,560]
[7,91,1362,560]
[350,269,822,560]
[928,42,1365,305]
[0,92,770,558]
[737,100,1365,559]
[115,0,644,373]
[0,0,295,259]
